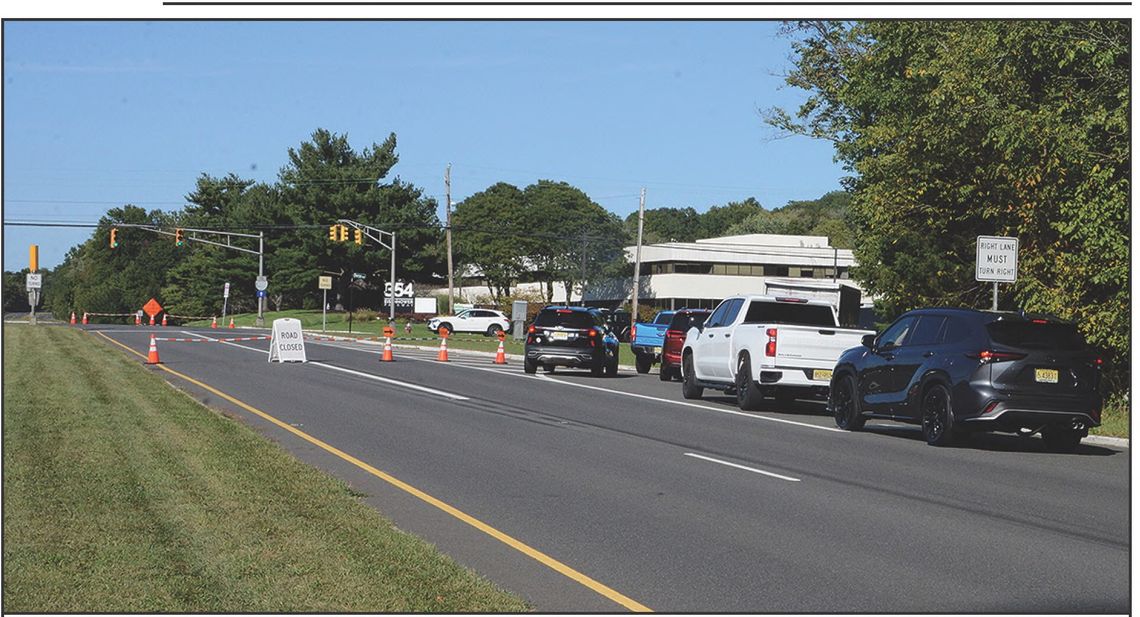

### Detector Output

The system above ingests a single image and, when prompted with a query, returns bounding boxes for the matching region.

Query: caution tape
[165,313,215,321]
[152,337,270,342]
[83,312,136,317]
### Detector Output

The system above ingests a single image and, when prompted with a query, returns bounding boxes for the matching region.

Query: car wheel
[591,362,605,377]
[543,365,555,373]
[831,375,865,431]
[635,354,652,374]
[921,383,958,446]
[524,358,537,374]
[606,355,619,377]
[658,365,672,381]
[681,353,703,400]
[486,324,503,337]
[1041,427,1083,453]
[735,353,764,411]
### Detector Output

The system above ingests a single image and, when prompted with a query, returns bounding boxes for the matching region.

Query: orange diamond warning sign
[142,298,164,318]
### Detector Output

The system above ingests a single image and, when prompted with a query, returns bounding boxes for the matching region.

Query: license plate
[653,346,662,354]
[551,331,569,341]
[813,369,833,382]
[1035,368,1059,384]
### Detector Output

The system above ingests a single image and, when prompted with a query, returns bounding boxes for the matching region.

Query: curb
[1084,434,1129,450]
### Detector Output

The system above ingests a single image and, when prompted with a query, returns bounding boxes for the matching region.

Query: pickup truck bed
[630,311,675,373]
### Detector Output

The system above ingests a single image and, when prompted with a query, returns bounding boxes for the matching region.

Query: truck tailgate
[764,325,871,367]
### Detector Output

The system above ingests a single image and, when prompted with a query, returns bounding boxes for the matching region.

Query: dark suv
[525,306,620,376]
[829,308,1102,451]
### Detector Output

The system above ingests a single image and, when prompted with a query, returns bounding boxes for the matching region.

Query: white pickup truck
[681,295,874,410]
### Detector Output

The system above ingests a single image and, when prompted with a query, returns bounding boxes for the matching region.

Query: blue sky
[3,20,846,270]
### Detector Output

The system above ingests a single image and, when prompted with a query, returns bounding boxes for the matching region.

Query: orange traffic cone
[493,339,507,365]
[135,314,142,326]
[437,335,449,362]
[83,312,89,325]
[70,312,76,325]
[229,317,235,329]
[211,316,218,329]
[149,314,155,326]
[161,314,168,327]
[381,337,394,362]
[146,335,161,365]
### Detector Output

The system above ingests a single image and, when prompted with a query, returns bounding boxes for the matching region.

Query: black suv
[829,308,1102,451]
[525,306,620,376]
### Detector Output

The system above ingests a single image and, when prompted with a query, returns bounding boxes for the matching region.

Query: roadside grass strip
[2,325,529,613]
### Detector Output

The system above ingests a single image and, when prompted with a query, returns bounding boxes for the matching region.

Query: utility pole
[579,231,589,306]
[631,188,646,322]
[445,164,454,315]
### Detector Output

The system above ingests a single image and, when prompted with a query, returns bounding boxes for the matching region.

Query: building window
[675,263,712,274]
[769,265,789,277]
[711,264,727,275]
[799,268,815,278]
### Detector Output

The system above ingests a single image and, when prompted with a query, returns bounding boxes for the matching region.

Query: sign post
[976,236,1018,310]
[221,282,231,323]
[26,272,42,325]
[318,276,333,332]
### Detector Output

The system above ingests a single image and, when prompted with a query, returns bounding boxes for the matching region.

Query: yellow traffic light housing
[339,225,349,242]
[354,229,363,245]
[110,228,119,248]
[329,225,338,241]
[175,228,185,246]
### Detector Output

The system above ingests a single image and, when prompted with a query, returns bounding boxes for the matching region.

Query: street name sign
[976,236,1018,283]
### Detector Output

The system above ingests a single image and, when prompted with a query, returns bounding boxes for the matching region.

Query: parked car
[524,306,620,376]
[630,310,676,374]
[828,308,1103,451]
[681,295,874,409]
[428,309,510,336]
[604,309,632,343]
[660,309,711,382]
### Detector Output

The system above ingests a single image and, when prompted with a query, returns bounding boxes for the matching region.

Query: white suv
[428,309,511,336]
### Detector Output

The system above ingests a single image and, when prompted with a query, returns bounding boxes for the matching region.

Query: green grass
[188,310,526,356]
[2,324,530,613]
[1091,393,1129,439]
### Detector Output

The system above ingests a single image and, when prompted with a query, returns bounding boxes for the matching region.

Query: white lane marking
[187,332,470,401]
[683,453,801,482]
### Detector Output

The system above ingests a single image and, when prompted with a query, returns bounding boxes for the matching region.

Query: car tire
[486,324,503,337]
[681,353,703,400]
[606,355,619,377]
[658,366,672,381]
[1041,427,1083,453]
[592,362,605,377]
[543,365,555,373]
[635,354,652,374]
[831,375,865,431]
[735,353,764,411]
[524,358,537,374]
[921,383,958,446]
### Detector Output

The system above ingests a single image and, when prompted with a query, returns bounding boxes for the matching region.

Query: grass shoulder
[2,324,529,612]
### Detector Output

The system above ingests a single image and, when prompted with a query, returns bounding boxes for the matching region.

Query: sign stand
[318,275,333,332]
[268,318,307,363]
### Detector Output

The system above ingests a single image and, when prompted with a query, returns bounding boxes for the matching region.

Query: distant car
[659,309,711,381]
[829,308,1103,451]
[428,309,510,336]
[603,309,632,343]
[631,310,676,373]
[524,306,619,377]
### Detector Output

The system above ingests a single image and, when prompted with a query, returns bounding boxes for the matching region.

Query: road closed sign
[268,318,307,363]
[976,236,1018,282]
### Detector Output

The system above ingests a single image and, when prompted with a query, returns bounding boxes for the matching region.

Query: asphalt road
[87,324,1130,613]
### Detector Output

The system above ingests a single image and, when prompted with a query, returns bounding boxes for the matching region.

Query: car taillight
[630,324,637,340]
[528,325,536,334]
[765,328,777,357]
[587,329,597,337]
[972,350,1026,363]
[665,329,684,341]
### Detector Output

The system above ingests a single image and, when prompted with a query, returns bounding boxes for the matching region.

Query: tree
[452,182,530,302]
[698,198,765,238]
[623,207,702,244]
[771,20,1129,389]
[727,190,854,248]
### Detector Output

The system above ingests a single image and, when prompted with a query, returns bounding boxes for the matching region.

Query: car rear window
[742,301,835,327]
[654,312,674,325]
[986,321,1086,351]
[668,311,709,332]
[534,310,596,329]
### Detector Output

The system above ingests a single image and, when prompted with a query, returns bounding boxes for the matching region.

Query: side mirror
[861,334,876,349]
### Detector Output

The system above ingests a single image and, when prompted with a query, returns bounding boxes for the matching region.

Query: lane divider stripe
[683,453,801,483]
[95,330,650,612]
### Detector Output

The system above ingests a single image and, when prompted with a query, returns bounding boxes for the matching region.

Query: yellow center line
[94,331,652,613]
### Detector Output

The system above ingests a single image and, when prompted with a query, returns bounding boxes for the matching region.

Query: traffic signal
[354,228,363,245]
[329,225,338,241]
[110,228,119,248]
[175,228,185,246]
[339,225,349,242]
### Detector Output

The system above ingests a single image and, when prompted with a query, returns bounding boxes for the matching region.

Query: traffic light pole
[337,220,397,321]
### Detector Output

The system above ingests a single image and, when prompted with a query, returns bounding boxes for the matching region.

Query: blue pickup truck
[630,310,676,374]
